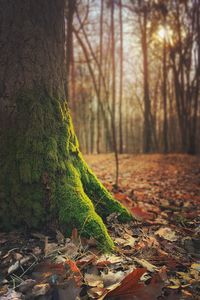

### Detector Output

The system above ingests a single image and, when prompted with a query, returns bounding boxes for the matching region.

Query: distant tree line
[65,0,200,155]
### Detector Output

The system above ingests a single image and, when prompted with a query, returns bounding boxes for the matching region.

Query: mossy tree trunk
[0,0,131,251]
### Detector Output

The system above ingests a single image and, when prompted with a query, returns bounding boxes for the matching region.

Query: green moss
[0,87,130,252]
[19,159,32,183]
[55,168,114,251]
[72,153,132,222]
[0,89,64,229]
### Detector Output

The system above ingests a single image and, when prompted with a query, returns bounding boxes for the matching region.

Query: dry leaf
[106,268,146,298]
[101,271,125,288]
[84,273,104,287]
[191,263,200,272]
[18,279,36,293]
[32,246,42,256]
[87,287,107,299]
[133,258,158,272]
[114,234,136,247]
[63,242,78,258]
[155,227,177,242]
[65,259,82,286]
[44,241,58,256]
[56,230,65,244]
[57,278,81,300]
[32,283,51,296]
[0,289,22,300]
[13,253,23,261]
[131,206,154,221]
[76,254,96,266]
[96,254,121,265]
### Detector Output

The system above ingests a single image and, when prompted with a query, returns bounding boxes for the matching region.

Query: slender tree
[138,2,153,153]
[65,0,76,100]
[162,12,168,153]
[119,0,124,153]
[97,0,104,153]
[110,0,119,186]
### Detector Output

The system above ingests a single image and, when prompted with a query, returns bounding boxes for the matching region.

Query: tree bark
[97,0,104,154]
[162,32,168,153]
[140,8,153,153]
[119,0,124,154]
[110,0,119,187]
[0,0,131,251]
[65,0,76,102]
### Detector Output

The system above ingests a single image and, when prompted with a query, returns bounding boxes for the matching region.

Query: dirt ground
[0,154,200,300]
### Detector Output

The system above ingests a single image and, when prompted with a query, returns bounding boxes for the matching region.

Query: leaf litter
[0,154,200,299]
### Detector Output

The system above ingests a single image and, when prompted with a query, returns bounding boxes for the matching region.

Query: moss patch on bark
[73,153,132,222]
[0,89,131,251]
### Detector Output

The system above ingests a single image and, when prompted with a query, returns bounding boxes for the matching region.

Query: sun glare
[158,27,167,39]
[157,26,173,44]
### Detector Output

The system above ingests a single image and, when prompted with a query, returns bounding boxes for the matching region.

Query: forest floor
[0,154,200,300]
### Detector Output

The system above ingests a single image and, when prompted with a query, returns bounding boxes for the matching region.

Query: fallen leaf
[84,273,103,287]
[167,278,181,289]
[76,254,96,267]
[114,234,136,247]
[106,268,146,298]
[65,260,82,286]
[56,230,65,244]
[14,252,23,261]
[131,206,154,221]
[62,242,78,258]
[87,287,107,299]
[155,227,177,242]
[191,263,200,272]
[32,261,66,282]
[101,271,125,288]
[96,255,121,266]
[32,283,50,296]
[65,259,81,274]
[177,272,192,283]
[44,237,58,256]
[18,279,36,293]
[166,285,180,289]
[0,289,22,300]
[58,278,81,300]
[133,258,158,272]
[114,193,133,207]
[32,246,42,256]
[55,255,67,264]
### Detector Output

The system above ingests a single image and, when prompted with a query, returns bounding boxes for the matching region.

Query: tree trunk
[141,10,153,153]
[65,0,76,100]
[187,0,200,154]
[162,34,168,153]
[110,0,119,187]
[97,0,104,154]
[0,0,131,251]
[119,0,124,154]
